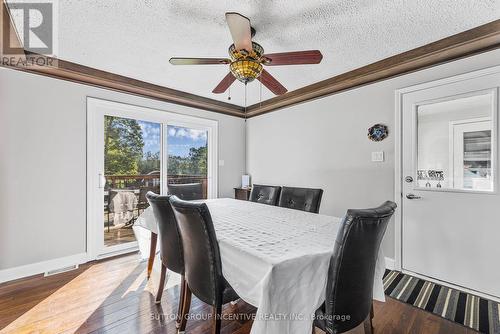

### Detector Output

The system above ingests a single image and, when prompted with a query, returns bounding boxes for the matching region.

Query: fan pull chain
[260,79,262,108]
[244,83,248,118]
[228,86,231,101]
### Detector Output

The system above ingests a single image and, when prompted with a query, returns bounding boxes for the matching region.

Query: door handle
[98,173,106,189]
[406,194,421,200]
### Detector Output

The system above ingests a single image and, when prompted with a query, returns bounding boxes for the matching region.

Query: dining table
[133,198,386,334]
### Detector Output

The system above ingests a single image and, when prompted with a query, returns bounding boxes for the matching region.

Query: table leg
[147,232,157,279]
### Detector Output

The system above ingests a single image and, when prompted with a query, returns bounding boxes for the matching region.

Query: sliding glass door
[167,125,209,199]
[88,98,218,259]
[103,116,161,248]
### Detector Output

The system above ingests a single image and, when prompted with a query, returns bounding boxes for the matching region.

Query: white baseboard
[0,253,88,284]
[385,257,396,271]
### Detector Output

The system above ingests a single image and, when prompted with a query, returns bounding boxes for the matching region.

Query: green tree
[167,146,207,176]
[188,146,207,175]
[104,116,144,175]
[139,151,161,174]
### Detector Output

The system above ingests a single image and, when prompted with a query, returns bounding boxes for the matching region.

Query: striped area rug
[383,270,500,334]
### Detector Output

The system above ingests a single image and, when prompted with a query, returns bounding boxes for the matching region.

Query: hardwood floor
[104,226,136,247]
[0,254,479,334]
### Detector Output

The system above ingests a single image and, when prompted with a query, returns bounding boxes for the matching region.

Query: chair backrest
[169,196,224,307]
[146,192,184,274]
[168,183,204,200]
[278,186,323,213]
[249,184,281,205]
[139,186,160,204]
[324,201,396,333]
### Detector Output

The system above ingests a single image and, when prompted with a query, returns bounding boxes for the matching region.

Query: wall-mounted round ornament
[367,124,388,142]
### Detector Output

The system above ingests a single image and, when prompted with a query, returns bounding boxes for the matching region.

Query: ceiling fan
[169,12,323,96]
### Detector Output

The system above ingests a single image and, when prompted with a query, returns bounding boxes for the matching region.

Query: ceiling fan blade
[212,72,236,94]
[225,12,253,52]
[257,69,287,95]
[263,50,323,66]
[169,58,231,65]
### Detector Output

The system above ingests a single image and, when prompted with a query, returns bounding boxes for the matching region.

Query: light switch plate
[372,151,384,162]
[219,160,225,166]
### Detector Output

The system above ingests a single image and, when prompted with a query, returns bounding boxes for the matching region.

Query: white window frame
[87,97,218,260]
[449,117,493,190]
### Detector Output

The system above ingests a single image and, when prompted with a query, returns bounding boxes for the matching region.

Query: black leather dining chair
[146,192,188,329]
[169,196,239,334]
[313,201,397,334]
[249,184,281,205]
[138,185,160,214]
[168,183,204,200]
[278,186,323,213]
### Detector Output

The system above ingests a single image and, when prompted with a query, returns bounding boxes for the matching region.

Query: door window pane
[416,93,494,191]
[463,130,492,190]
[104,116,161,247]
[167,125,208,199]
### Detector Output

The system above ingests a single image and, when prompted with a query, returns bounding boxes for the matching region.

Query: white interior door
[401,69,500,300]
[87,98,218,259]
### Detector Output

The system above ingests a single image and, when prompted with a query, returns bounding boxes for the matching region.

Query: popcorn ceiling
[10,0,500,107]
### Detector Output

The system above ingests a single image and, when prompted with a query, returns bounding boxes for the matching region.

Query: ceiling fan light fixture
[230,60,263,83]
[229,42,264,61]
[169,12,322,95]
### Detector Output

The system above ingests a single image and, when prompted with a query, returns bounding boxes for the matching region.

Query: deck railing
[105,174,208,198]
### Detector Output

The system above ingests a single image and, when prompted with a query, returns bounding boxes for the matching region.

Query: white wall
[0,69,246,271]
[1,49,499,276]
[246,49,500,259]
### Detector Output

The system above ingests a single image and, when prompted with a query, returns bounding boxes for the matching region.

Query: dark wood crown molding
[1,0,25,61]
[0,0,244,117]
[245,19,500,118]
[1,0,498,119]
[10,55,246,117]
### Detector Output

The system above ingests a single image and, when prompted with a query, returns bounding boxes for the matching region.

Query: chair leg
[212,304,222,334]
[179,282,192,332]
[363,315,373,334]
[147,232,157,279]
[370,302,374,332]
[176,276,186,328]
[155,263,167,304]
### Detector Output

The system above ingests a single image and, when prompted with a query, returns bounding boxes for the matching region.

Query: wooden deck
[0,254,479,334]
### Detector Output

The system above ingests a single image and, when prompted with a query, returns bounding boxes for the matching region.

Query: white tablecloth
[135,198,386,334]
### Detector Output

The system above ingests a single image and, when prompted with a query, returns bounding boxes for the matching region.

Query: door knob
[406,194,421,200]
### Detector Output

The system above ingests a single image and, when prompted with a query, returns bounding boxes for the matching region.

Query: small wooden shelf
[234,187,251,201]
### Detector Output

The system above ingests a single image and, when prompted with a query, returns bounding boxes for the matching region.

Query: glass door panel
[104,116,161,248]
[416,93,494,192]
[167,125,208,199]
[88,98,218,259]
